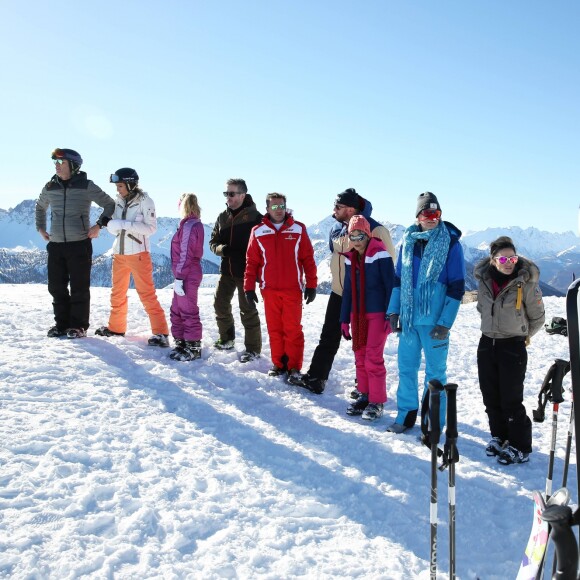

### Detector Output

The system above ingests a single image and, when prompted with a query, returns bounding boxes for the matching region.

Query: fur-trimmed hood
[474,255,540,286]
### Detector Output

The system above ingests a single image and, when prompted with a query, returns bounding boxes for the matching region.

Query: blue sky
[1,1,578,233]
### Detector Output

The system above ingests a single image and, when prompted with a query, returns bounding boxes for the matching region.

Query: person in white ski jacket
[94,168,169,346]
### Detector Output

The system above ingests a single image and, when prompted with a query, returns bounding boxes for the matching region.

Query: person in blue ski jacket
[386,192,465,433]
[295,189,395,395]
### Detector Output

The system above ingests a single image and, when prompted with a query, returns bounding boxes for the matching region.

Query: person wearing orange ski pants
[108,252,168,336]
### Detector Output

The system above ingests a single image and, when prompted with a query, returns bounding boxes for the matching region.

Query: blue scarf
[400,222,451,332]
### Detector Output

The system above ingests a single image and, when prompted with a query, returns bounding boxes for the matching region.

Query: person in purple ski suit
[169,193,204,361]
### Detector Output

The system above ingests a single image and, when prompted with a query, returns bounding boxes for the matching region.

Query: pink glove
[341,322,351,340]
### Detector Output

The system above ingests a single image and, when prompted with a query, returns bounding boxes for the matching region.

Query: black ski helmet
[52,148,83,174]
[110,168,139,190]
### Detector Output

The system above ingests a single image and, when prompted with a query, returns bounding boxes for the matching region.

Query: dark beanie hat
[335,188,361,209]
[415,191,441,217]
[489,236,516,257]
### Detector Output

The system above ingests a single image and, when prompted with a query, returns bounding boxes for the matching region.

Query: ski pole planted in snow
[561,398,574,489]
[439,383,459,580]
[427,379,443,580]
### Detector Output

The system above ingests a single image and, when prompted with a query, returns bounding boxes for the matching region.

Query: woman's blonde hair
[180,193,201,219]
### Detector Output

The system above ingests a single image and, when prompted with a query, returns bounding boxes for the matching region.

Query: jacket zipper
[119,201,129,255]
[62,184,68,243]
[228,212,240,277]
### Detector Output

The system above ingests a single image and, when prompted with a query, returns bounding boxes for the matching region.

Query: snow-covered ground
[0,284,574,579]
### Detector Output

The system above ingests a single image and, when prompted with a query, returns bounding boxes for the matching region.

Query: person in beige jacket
[294,188,395,395]
[475,236,545,465]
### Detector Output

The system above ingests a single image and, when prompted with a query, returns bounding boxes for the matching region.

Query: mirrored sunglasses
[349,233,367,242]
[223,191,241,198]
[495,255,519,265]
[54,159,66,165]
[269,204,286,211]
[418,209,441,221]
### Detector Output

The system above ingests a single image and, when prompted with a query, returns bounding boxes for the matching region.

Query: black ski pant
[307,291,343,381]
[47,239,93,331]
[477,334,532,453]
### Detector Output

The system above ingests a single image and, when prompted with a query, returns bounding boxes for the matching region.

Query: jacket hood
[474,255,540,284]
[179,214,201,227]
[340,236,385,260]
[360,197,373,219]
[46,171,89,190]
[443,220,462,240]
[116,190,147,204]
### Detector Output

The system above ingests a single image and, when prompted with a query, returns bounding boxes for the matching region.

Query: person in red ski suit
[244,193,317,383]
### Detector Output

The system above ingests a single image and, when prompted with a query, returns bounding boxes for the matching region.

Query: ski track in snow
[0,284,574,579]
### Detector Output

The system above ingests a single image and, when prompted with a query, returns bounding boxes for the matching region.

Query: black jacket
[209,194,262,278]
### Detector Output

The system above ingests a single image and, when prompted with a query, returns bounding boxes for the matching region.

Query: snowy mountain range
[1,200,578,295]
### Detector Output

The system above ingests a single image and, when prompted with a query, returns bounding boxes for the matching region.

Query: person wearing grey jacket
[36,148,115,339]
[474,236,545,465]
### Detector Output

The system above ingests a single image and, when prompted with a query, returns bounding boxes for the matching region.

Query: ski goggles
[51,148,67,160]
[418,209,442,221]
[223,191,242,198]
[349,233,367,242]
[494,255,519,265]
[110,174,138,184]
[269,204,286,211]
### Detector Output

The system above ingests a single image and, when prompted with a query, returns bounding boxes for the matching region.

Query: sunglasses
[269,204,286,211]
[54,159,66,165]
[223,191,242,198]
[334,203,347,210]
[418,209,442,221]
[495,255,519,265]
[349,233,367,242]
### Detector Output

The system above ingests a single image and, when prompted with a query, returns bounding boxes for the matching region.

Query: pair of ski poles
[425,379,459,580]
[532,358,574,578]
[533,359,572,501]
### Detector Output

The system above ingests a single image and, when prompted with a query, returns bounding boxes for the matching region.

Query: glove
[221,245,230,257]
[389,313,401,333]
[107,219,129,233]
[245,290,259,310]
[341,322,351,340]
[430,324,450,340]
[173,279,185,296]
[304,287,316,304]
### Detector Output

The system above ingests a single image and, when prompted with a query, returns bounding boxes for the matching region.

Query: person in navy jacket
[386,192,465,433]
[341,215,395,422]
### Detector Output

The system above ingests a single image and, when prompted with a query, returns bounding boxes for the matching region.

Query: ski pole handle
[445,383,458,441]
[428,380,444,446]
[541,505,578,578]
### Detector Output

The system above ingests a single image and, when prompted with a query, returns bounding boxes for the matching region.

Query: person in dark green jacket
[35,148,115,339]
[209,178,262,361]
